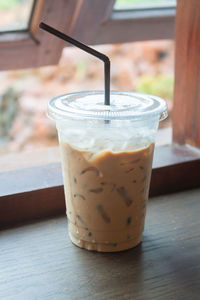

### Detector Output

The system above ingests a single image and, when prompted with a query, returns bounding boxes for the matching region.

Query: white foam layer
[58,126,157,153]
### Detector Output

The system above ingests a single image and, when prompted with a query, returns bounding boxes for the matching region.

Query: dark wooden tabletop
[0,189,200,300]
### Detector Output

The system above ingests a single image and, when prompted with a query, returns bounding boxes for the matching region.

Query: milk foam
[58,125,156,153]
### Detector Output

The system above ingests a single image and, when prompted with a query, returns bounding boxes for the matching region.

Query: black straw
[39,22,110,106]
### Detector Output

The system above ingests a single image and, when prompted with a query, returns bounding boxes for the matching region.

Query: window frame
[69,1,175,44]
[0,0,79,70]
[0,0,176,70]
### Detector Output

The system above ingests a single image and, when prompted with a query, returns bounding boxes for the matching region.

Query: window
[0,0,78,70]
[0,0,34,32]
[0,0,176,71]
[114,0,176,10]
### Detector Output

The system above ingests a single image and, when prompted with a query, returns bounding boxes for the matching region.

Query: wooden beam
[70,0,115,44]
[173,0,200,147]
[70,3,175,45]
[0,144,200,229]
[93,9,175,45]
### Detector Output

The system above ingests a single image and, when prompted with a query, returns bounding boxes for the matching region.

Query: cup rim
[47,90,168,122]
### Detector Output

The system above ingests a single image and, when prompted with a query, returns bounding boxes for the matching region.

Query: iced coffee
[60,141,154,252]
[48,91,167,252]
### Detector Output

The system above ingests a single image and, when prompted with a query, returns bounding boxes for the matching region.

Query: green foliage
[76,61,86,75]
[0,0,23,10]
[136,74,174,100]
[0,88,18,136]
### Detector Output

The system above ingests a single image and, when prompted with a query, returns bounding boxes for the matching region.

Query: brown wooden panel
[70,3,175,45]
[0,188,200,299]
[70,0,115,44]
[150,144,200,196]
[173,0,200,148]
[0,187,65,230]
[151,159,200,197]
[0,144,200,229]
[31,0,79,67]
[93,10,175,45]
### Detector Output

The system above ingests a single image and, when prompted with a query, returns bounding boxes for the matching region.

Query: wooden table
[0,189,200,300]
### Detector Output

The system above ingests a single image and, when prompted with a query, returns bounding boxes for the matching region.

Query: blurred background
[0,0,174,156]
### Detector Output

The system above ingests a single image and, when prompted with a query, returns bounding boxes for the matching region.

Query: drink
[60,141,154,252]
[48,91,167,252]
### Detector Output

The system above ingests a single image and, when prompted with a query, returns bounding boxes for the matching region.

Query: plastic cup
[47,91,167,252]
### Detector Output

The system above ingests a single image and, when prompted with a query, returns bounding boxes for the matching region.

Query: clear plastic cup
[47,91,167,252]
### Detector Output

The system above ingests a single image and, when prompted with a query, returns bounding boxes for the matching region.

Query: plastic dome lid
[47,91,168,121]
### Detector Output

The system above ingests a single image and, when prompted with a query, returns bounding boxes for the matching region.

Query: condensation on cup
[47,91,168,252]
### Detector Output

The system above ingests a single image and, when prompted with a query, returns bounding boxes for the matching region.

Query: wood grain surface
[0,188,200,300]
[173,0,200,147]
[70,0,115,44]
